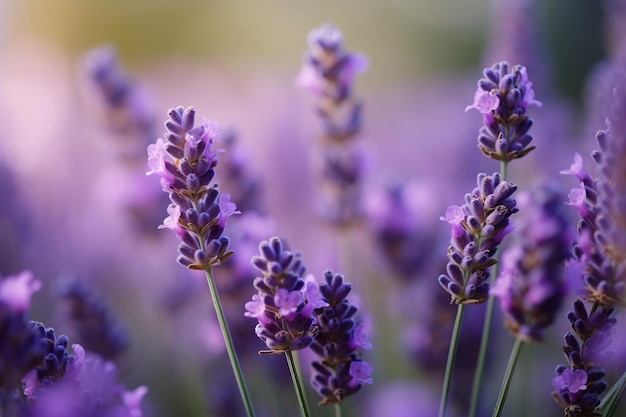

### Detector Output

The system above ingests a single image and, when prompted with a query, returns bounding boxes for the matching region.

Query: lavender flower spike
[309,270,373,405]
[147,106,240,269]
[551,300,616,416]
[245,237,327,354]
[490,185,571,341]
[466,61,541,162]
[438,172,518,304]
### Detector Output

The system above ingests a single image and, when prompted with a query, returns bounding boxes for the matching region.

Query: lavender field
[0,1,623,416]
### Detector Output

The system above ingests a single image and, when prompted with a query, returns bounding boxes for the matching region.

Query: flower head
[468,61,540,162]
[147,106,239,270]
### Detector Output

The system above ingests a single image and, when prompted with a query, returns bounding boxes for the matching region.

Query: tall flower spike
[490,185,571,342]
[245,237,326,354]
[551,300,616,416]
[438,172,518,304]
[296,23,368,226]
[309,270,373,405]
[147,106,240,269]
[466,61,541,162]
[83,44,155,153]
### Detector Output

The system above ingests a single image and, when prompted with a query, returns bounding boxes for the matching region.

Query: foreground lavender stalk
[553,71,626,414]
[464,61,541,417]
[439,61,540,417]
[489,186,570,417]
[309,270,373,408]
[147,106,255,417]
[245,237,327,417]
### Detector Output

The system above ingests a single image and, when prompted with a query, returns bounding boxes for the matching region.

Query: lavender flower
[296,23,368,226]
[56,278,129,361]
[551,300,616,416]
[490,185,571,341]
[309,270,373,405]
[466,61,541,162]
[0,272,44,400]
[245,237,326,353]
[438,172,518,304]
[83,44,155,147]
[147,106,239,269]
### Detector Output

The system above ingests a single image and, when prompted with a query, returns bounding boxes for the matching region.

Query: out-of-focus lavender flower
[551,299,616,416]
[0,271,44,401]
[245,237,326,353]
[365,179,441,281]
[466,61,541,162]
[82,44,155,155]
[296,23,368,226]
[490,186,571,341]
[438,172,518,304]
[214,129,265,215]
[308,270,373,405]
[147,106,239,270]
[56,278,129,361]
[23,329,148,417]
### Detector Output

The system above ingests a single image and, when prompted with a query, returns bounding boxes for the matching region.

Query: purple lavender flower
[308,270,373,405]
[438,172,518,304]
[296,23,368,226]
[365,179,441,281]
[0,272,45,401]
[561,137,624,307]
[490,185,571,341]
[23,334,148,417]
[83,44,155,147]
[245,237,326,353]
[56,278,129,361]
[466,61,541,162]
[147,106,240,269]
[551,299,616,416]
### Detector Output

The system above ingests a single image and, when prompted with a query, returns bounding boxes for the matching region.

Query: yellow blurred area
[2,0,491,82]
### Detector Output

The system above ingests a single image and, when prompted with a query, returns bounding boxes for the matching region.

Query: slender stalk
[285,350,312,417]
[203,268,256,417]
[468,160,509,417]
[438,303,466,417]
[491,338,524,417]
[335,402,343,417]
[600,368,626,417]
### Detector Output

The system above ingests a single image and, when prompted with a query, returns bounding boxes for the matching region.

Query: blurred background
[0,0,619,416]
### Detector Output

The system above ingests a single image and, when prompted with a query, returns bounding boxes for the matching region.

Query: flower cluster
[245,237,326,353]
[438,172,518,304]
[466,61,542,162]
[0,272,45,399]
[561,151,624,306]
[83,44,154,144]
[147,106,240,270]
[296,23,368,226]
[0,272,147,417]
[551,300,616,416]
[309,270,373,405]
[490,186,571,341]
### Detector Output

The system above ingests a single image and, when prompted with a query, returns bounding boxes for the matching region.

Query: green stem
[335,402,342,417]
[600,368,626,417]
[491,338,524,417]
[468,160,509,417]
[204,269,256,417]
[285,350,312,417]
[438,303,466,417]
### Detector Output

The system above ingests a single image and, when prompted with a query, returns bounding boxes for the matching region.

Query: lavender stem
[204,268,256,417]
[438,303,466,417]
[468,160,509,417]
[285,350,312,417]
[492,338,524,417]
